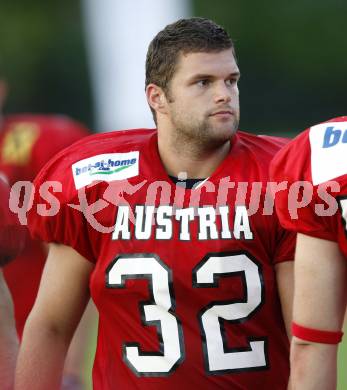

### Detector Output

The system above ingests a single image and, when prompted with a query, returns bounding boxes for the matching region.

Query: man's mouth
[209,110,233,117]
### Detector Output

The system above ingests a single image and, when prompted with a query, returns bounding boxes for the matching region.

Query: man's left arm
[63,301,98,389]
[290,234,347,390]
[275,260,294,390]
[275,260,294,339]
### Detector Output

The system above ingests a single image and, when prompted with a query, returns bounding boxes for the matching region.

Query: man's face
[164,49,240,146]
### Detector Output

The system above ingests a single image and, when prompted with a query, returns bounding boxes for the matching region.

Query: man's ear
[146,84,168,115]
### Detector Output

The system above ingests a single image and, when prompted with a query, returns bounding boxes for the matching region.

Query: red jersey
[0,114,89,335]
[0,178,26,265]
[270,116,347,257]
[29,129,294,389]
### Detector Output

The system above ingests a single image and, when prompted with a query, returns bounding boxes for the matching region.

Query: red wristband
[292,321,343,344]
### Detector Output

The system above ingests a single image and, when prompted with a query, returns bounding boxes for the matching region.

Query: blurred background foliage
[0,0,346,135]
[0,0,93,126]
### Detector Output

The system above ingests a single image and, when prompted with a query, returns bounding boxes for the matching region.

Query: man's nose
[213,82,232,104]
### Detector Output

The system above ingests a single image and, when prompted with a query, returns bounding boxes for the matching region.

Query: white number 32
[106,252,267,376]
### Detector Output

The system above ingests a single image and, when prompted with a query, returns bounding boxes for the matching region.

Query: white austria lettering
[175,207,195,240]
[112,205,254,241]
[134,205,155,240]
[156,205,174,239]
[234,206,253,240]
[219,206,232,239]
[112,205,130,240]
[198,207,218,240]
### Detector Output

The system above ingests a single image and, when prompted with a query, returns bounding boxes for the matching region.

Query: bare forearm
[0,270,18,389]
[290,236,346,390]
[15,322,70,390]
[291,340,337,390]
[275,261,294,340]
[0,327,18,390]
[64,301,97,384]
[15,244,93,390]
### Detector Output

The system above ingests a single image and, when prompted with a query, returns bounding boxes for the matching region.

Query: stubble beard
[171,110,239,154]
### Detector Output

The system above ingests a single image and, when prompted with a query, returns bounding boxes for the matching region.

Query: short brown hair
[145,17,235,122]
[145,17,236,123]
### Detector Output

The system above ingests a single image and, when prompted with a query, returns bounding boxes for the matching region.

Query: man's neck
[157,132,231,179]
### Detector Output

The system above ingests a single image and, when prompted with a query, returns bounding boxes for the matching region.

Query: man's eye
[197,79,210,87]
[226,79,237,86]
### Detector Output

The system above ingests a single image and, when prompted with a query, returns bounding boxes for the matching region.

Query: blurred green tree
[194,0,347,134]
[0,0,346,135]
[0,0,93,128]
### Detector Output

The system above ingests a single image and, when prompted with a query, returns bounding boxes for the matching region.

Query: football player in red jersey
[0,74,95,388]
[0,178,26,389]
[0,80,90,337]
[270,116,347,390]
[16,17,295,389]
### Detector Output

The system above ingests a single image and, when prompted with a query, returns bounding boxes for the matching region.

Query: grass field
[85,327,347,390]
[83,324,347,389]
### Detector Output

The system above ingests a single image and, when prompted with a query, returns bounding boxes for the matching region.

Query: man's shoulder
[33,128,156,191]
[231,131,292,180]
[58,128,156,161]
[237,130,291,157]
[271,116,347,186]
[306,116,347,185]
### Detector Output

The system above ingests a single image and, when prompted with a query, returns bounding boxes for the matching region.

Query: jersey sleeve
[0,179,26,265]
[270,118,346,242]
[26,128,152,263]
[27,146,97,263]
[273,216,296,263]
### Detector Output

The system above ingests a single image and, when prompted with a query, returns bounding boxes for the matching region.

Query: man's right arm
[290,233,347,390]
[15,243,94,390]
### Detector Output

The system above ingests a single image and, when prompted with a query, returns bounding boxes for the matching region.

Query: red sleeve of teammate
[260,135,296,263]
[27,116,90,179]
[270,120,343,242]
[273,217,296,263]
[27,145,97,264]
[0,179,26,266]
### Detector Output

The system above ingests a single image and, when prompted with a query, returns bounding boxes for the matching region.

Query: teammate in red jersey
[270,116,347,389]
[0,178,26,389]
[16,17,295,389]
[0,74,94,388]
[0,114,90,337]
